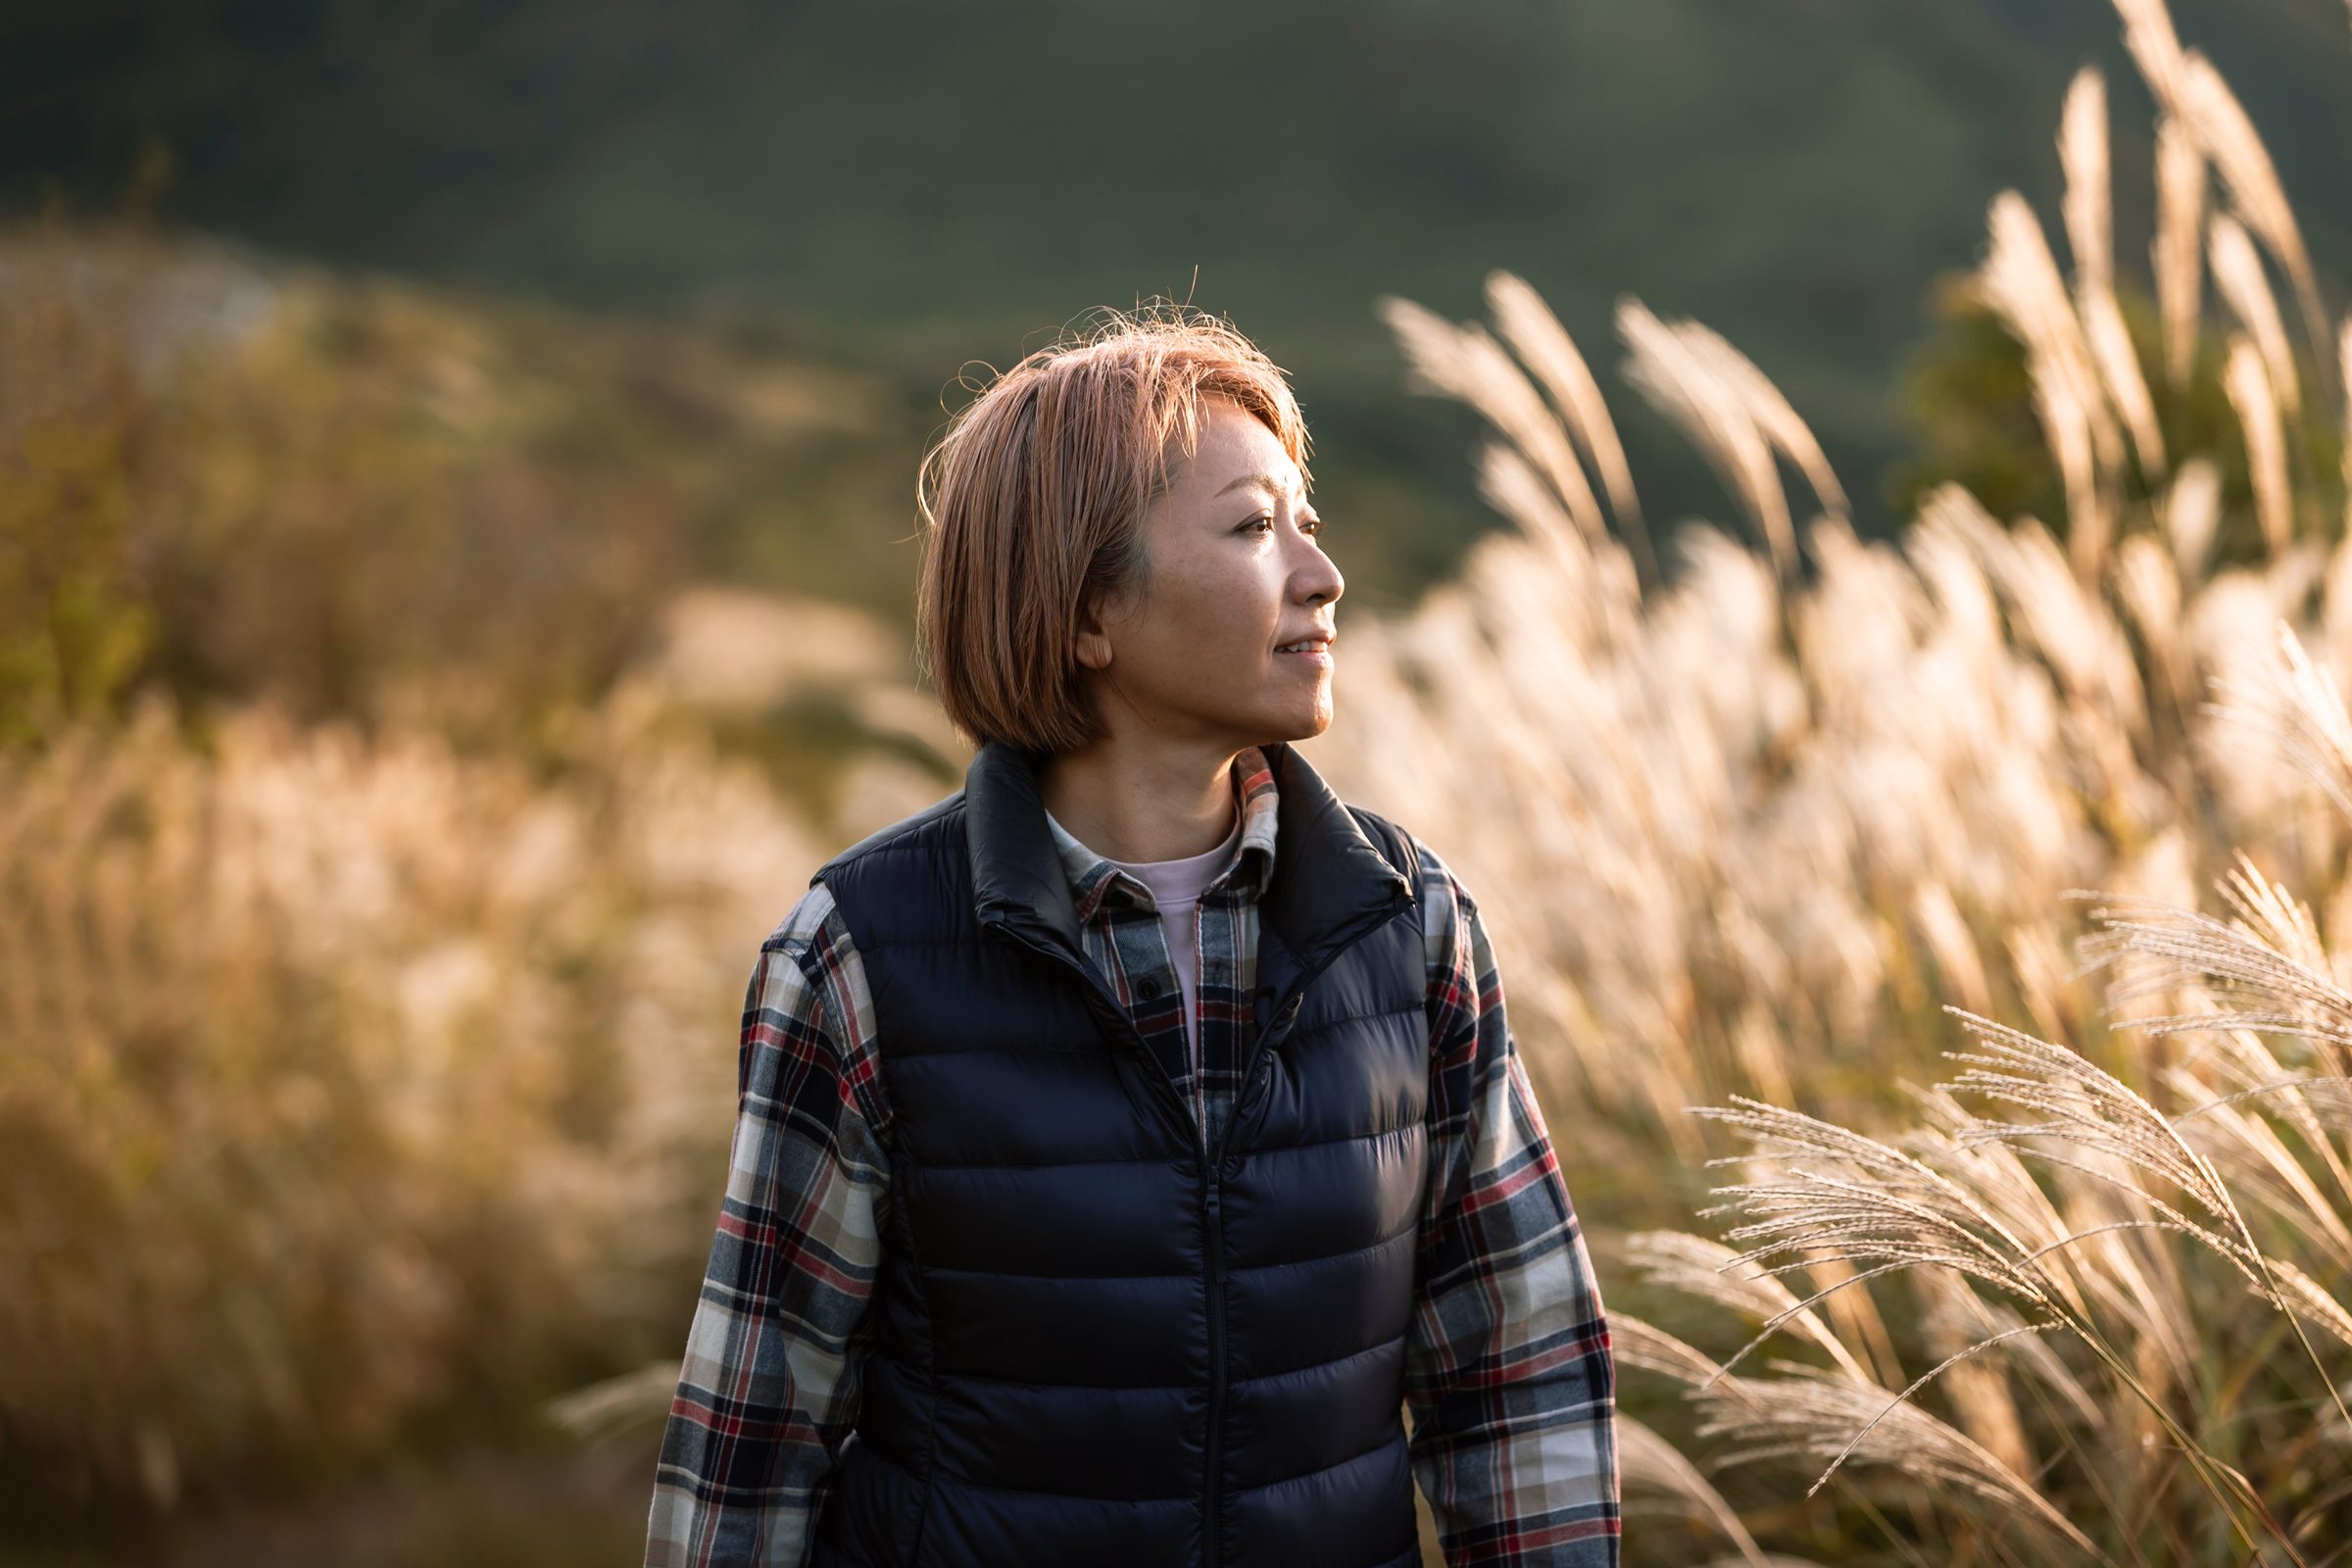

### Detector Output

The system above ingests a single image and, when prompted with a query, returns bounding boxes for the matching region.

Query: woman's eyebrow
[1213,471,1298,500]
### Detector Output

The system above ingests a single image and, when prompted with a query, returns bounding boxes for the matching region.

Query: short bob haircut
[914,303,1312,756]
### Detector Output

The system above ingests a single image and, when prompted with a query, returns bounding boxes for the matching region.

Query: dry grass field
[1312,0,2352,1558]
[5,0,2350,1561]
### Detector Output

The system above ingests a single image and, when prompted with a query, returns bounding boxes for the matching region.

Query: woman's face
[1077,396,1344,750]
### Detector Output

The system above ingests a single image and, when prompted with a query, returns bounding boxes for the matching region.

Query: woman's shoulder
[761,876,845,957]
[748,879,897,1139]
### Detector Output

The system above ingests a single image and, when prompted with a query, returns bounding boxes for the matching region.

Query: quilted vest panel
[804,740,1431,1568]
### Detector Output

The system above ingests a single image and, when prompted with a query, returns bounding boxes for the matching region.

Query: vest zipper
[1203,1174,1227,1568]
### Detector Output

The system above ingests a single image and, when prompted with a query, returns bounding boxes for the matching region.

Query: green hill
[10,0,2351,605]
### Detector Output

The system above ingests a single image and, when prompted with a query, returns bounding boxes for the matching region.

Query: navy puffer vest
[804,737,1431,1568]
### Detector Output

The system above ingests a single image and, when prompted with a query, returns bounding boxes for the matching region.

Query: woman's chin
[1256,705,1334,745]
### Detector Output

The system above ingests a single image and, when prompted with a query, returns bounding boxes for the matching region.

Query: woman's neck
[1036,741,1243,863]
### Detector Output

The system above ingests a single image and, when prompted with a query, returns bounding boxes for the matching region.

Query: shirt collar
[1044,746,1281,923]
[963,734,1410,975]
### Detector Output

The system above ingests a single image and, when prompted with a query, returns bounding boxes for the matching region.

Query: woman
[644,308,1620,1567]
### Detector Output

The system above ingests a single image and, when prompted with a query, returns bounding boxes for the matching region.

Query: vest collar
[966,737,1412,970]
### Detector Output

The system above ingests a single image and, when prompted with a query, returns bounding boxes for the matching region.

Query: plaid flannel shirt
[645,745,1619,1566]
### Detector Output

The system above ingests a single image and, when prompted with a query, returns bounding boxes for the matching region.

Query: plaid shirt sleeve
[1403,838,1621,1566]
[644,884,892,1568]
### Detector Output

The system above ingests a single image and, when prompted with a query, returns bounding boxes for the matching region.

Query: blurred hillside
[13,0,2352,599]
[0,223,960,824]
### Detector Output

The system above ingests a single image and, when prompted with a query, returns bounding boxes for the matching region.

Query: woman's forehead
[1175,402,1306,493]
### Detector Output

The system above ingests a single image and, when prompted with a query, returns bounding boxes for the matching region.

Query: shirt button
[1138,976,1163,1000]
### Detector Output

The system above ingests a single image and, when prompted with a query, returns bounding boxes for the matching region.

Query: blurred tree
[1886,269,2343,568]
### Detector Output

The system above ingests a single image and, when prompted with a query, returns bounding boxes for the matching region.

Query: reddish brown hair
[913,303,1312,755]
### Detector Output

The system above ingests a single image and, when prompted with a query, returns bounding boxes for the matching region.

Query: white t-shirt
[1046,801,1244,1070]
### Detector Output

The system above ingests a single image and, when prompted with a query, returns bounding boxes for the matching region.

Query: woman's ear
[1073,564,1143,673]
[1072,588,1113,671]
[1074,531,1150,674]
[1073,603,1113,671]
